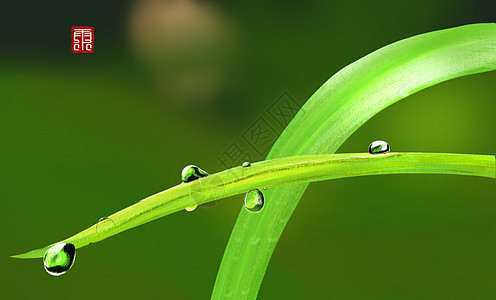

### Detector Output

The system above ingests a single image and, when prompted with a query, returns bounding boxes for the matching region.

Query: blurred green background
[1,0,495,299]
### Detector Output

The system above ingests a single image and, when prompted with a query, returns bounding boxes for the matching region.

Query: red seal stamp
[71,26,94,53]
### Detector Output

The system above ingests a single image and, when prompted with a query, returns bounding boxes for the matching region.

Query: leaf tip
[10,246,53,259]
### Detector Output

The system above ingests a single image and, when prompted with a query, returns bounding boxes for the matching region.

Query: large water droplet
[185,204,198,212]
[242,162,251,167]
[181,165,209,183]
[368,140,390,154]
[244,189,264,213]
[43,243,76,276]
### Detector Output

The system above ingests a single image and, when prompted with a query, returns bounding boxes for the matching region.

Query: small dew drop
[185,204,198,212]
[43,243,76,276]
[368,140,390,154]
[181,165,209,183]
[242,161,251,167]
[244,189,264,213]
[96,216,115,233]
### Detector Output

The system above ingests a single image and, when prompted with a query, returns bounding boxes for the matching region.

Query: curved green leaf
[212,23,496,299]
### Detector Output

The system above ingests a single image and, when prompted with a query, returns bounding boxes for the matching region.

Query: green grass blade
[212,23,496,299]
[12,152,495,259]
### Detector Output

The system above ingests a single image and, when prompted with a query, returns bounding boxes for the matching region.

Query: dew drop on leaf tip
[43,243,76,276]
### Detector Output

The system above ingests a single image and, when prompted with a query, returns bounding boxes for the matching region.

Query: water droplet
[181,165,209,183]
[244,189,264,213]
[368,140,390,154]
[43,243,76,276]
[185,204,198,212]
[242,161,251,167]
[96,216,115,233]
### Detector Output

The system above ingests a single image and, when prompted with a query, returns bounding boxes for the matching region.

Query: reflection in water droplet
[242,161,251,167]
[43,243,76,276]
[244,189,264,212]
[98,217,108,222]
[181,165,209,183]
[185,204,198,212]
[368,140,390,154]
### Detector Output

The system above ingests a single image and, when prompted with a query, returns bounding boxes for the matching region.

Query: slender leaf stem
[12,152,495,259]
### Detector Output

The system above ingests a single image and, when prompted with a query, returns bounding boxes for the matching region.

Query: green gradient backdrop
[1,1,495,299]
